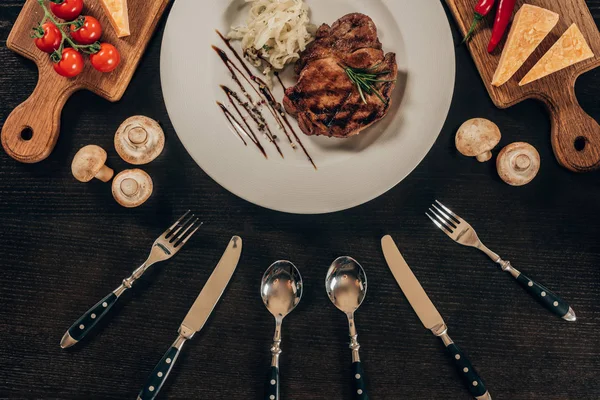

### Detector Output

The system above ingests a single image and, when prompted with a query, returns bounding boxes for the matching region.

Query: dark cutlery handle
[265,366,279,400]
[446,343,489,399]
[137,340,184,400]
[515,272,575,321]
[352,362,369,399]
[61,292,118,348]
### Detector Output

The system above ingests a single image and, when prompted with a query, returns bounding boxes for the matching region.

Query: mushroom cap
[112,169,153,208]
[497,142,540,186]
[115,116,165,165]
[456,118,501,160]
[72,145,108,182]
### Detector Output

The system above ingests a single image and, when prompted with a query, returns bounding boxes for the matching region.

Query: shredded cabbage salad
[228,0,316,83]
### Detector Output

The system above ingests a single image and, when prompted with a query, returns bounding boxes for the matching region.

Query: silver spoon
[261,261,303,400]
[326,256,369,400]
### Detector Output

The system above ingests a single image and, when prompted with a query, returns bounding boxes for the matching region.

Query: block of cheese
[99,0,130,38]
[520,24,594,86]
[491,4,559,87]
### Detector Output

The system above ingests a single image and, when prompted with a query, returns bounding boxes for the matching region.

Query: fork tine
[431,204,457,228]
[176,221,203,247]
[435,200,461,222]
[170,214,196,239]
[426,212,454,236]
[173,218,200,243]
[165,211,191,237]
[428,207,455,231]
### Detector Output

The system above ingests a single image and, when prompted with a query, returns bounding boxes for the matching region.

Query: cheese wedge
[491,4,559,87]
[100,0,130,38]
[520,24,594,86]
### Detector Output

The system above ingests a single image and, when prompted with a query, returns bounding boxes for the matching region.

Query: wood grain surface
[0,1,599,399]
[446,0,600,173]
[1,0,169,164]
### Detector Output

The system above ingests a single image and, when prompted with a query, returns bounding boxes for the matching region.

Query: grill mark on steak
[325,91,353,127]
[284,13,398,138]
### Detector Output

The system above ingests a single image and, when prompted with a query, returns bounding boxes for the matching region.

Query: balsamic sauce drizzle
[214,30,316,170]
[218,103,248,146]
[217,102,267,158]
[219,94,267,158]
[257,82,317,169]
[216,30,255,78]
[221,85,283,158]
[212,46,259,104]
[274,72,287,91]
[213,45,284,157]
[213,43,289,139]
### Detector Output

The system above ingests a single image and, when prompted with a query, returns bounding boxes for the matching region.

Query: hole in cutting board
[574,136,587,152]
[21,127,33,141]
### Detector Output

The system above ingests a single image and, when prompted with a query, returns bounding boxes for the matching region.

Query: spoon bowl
[325,256,367,314]
[261,260,303,320]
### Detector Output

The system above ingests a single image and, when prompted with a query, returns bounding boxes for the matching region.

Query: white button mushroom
[111,169,153,208]
[71,145,114,183]
[114,116,165,165]
[456,118,501,162]
[496,142,541,186]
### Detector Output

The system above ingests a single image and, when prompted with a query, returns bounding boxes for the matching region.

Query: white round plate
[160,0,455,214]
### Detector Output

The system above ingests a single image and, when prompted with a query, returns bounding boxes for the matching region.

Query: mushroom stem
[95,165,114,182]
[120,178,140,197]
[476,151,493,163]
[128,127,148,145]
[515,154,531,171]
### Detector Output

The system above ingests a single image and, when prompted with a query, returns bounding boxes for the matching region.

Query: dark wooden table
[1,2,599,399]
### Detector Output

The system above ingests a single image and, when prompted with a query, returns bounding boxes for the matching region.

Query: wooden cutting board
[1,0,170,163]
[445,0,600,172]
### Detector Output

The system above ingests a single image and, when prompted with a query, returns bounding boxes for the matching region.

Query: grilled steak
[283,13,397,138]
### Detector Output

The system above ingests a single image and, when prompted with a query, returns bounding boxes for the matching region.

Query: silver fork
[427,200,576,322]
[60,212,203,348]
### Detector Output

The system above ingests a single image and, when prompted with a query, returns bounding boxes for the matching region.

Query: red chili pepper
[463,0,496,43]
[487,0,517,53]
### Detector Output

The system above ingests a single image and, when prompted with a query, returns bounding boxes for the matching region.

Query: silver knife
[137,236,243,400]
[381,235,491,400]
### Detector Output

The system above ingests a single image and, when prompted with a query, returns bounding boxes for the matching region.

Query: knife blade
[137,236,243,400]
[180,236,242,333]
[381,235,491,400]
[381,235,444,331]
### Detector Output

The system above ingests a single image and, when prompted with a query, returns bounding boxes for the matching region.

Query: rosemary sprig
[341,63,396,105]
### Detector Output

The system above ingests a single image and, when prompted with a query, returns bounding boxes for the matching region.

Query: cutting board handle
[1,73,75,163]
[546,85,600,172]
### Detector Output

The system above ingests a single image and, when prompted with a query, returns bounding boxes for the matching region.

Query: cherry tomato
[33,22,62,53]
[90,43,120,73]
[50,0,83,21]
[53,48,84,78]
[70,16,102,45]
